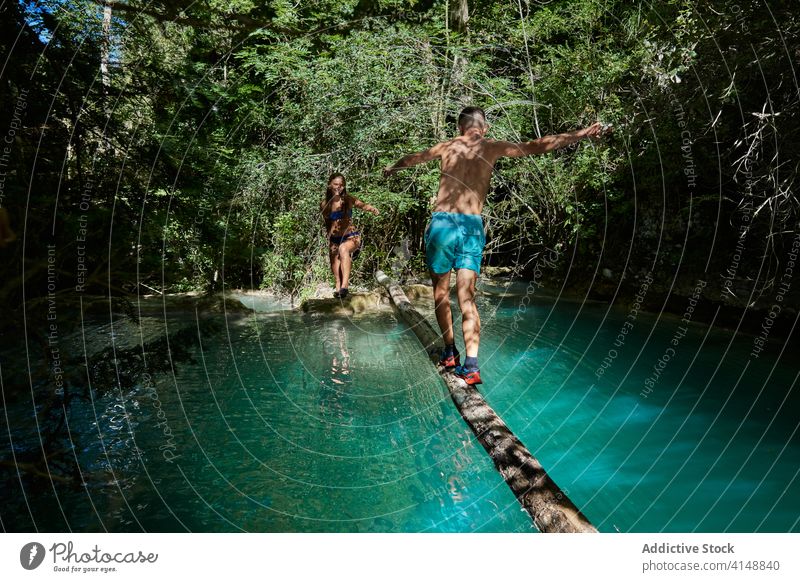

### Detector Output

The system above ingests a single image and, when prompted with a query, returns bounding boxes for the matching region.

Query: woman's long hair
[324,172,347,204]
[323,173,348,232]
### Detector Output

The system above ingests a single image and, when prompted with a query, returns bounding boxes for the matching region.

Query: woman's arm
[320,199,332,230]
[349,196,380,216]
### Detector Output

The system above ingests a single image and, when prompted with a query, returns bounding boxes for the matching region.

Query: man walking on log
[384,107,602,385]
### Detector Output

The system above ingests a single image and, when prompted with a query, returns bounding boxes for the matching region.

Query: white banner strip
[2,533,798,581]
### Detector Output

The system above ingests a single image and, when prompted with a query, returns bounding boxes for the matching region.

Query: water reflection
[316,321,355,428]
[326,323,351,386]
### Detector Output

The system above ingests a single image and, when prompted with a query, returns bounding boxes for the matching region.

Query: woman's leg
[337,236,360,290]
[329,245,342,291]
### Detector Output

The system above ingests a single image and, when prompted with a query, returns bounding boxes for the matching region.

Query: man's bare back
[385,122,603,215]
[433,133,497,215]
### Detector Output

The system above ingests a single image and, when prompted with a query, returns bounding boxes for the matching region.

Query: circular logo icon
[20,542,46,570]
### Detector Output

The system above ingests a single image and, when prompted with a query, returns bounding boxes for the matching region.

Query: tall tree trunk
[449,0,469,33]
[447,0,470,107]
[100,2,114,155]
[516,0,542,137]
[100,2,112,90]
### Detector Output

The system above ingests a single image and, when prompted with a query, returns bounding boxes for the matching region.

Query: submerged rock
[139,292,252,314]
[404,284,433,302]
[300,292,391,315]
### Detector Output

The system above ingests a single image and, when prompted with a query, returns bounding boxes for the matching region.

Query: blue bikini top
[329,207,352,221]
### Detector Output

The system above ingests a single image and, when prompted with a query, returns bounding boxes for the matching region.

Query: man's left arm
[489,122,604,158]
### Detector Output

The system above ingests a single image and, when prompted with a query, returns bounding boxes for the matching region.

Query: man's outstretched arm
[491,122,604,158]
[383,142,446,176]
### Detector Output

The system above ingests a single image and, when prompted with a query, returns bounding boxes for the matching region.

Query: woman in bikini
[320,173,379,298]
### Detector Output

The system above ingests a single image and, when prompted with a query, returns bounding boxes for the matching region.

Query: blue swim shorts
[424,212,486,275]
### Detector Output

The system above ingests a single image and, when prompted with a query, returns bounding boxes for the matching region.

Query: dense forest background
[1,0,798,316]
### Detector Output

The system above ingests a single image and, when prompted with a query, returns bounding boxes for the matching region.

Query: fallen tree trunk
[375,270,597,533]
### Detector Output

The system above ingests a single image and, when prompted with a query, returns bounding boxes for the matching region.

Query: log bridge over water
[375,270,597,533]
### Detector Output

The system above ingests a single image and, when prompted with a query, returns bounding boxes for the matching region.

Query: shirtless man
[384,107,602,385]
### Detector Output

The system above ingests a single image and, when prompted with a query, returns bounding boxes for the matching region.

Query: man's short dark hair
[458,106,487,129]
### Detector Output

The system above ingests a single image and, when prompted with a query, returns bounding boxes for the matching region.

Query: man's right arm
[383,142,446,176]
[491,122,603,159]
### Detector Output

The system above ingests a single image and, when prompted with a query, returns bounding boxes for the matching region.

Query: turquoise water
[475,284,800,532]
[0,308,532,532]
[1,287,798,532]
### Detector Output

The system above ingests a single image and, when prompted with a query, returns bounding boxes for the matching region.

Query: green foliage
[3,0,798,302]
